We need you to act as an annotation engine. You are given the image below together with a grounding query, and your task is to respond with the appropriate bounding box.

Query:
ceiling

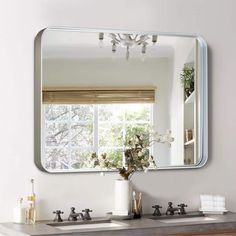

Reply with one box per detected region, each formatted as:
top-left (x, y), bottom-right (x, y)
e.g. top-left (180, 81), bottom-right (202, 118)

top-left (42, 29), bottom-right (180, 59)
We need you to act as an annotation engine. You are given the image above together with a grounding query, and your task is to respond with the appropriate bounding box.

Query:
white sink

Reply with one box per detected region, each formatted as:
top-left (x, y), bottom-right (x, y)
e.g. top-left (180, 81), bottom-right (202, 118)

top-left (159, 217), bottom-right (216, 224)
top-left (51, 221), bottom-right (127, 231)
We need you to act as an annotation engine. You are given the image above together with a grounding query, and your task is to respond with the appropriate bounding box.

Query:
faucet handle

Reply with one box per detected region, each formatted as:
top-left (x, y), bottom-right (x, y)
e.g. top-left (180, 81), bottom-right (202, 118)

top-left (152, 205), bottom-right (162, 216)
top-left (53, 210), bottom-right (64, 222)
top-left (68, 207), bottom-right (79, 221)
top-left (178, 203), bottom-right (188, 215)
top-left (70, 207), bottom-right (76, 213)
top-left (82, 208), bottom-right (93, 213)
top-left (82, 208), bottom-right (92, 220)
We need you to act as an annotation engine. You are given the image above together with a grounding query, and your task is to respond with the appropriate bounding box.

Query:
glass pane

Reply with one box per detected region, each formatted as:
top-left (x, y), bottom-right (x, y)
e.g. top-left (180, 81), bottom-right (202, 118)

top-left (98, 148), bottom-right (123, 167)
top-left (71, 148), bottom-right (94, 169)
top-left (125, 104), bottom-right (151, 122)
top-left (45, 148), bottom-right (69, 169)
top-left (45, 123), bottom-right (69, 146)
top-left (45, 105), bottom-right (70, 121)
top-left (99, 123), bottom-right (123, 147)
top-left (125, 124), bottom-right (151, 146)
top-left (71, 105), bottom-right (94, 121)
top-left (98, 104), bottom-right (124, 122)
top-left (71, 123), bottom-right (93, 147)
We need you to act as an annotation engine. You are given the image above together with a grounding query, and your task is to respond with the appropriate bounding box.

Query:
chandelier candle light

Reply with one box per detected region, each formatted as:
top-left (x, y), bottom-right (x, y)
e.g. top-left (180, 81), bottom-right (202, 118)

top-left (98, 32), bottom-right (158, 60)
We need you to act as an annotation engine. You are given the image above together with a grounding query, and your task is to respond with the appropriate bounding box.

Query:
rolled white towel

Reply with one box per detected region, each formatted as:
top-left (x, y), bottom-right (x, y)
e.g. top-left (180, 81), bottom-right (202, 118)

top-left (213, 201), bottom-right (225, 207)
top-left (214, 207), bottom-right (226, 211)
top-left (200, 206), bottom-right (214, 211)
top-left (200, 195), bottom-right (213, 201)
top-left (201, 200), bottom-right (214, 207)
top-left (213, 195), bottom-right (225, 202)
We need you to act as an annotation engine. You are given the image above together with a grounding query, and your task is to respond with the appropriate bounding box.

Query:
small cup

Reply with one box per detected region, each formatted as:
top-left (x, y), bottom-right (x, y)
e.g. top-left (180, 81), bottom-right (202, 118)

top-left (185, 129), bottom-right (193, 142)
top-left (132, 199), bottom-right (142, 219)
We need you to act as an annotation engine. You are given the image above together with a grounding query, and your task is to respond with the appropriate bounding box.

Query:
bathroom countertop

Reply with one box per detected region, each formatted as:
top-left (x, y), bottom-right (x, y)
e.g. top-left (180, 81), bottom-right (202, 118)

top-left (2, 213), bottom-right (236, 236)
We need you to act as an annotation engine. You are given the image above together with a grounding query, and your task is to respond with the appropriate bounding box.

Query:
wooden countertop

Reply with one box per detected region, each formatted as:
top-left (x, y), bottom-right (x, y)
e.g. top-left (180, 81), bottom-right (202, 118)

top-left (1, 213), bottom-right (236, 236)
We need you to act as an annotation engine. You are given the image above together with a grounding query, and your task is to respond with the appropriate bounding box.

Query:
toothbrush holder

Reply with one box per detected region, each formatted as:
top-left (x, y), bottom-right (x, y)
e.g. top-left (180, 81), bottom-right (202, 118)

top-left (132, 199), bottom-right (142, 219)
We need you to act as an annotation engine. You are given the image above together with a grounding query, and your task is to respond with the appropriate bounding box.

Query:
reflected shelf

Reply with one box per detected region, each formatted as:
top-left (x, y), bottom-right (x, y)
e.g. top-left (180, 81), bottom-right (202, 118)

top-left (185, 91), bottom-right (195, 104)
top-left (184, 139), bottom-right (195, 146)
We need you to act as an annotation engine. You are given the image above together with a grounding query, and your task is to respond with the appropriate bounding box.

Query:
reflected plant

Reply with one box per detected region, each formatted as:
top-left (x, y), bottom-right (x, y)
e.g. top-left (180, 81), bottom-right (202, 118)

top-left (92, 131), bottom-right (174, 180)
top-left (180, 64), bottom-right (194, 98)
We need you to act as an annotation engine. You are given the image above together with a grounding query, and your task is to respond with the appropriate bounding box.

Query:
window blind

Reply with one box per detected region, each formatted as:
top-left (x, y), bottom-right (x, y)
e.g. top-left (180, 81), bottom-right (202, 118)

top-left (42, 87), bottom-right (155, 104)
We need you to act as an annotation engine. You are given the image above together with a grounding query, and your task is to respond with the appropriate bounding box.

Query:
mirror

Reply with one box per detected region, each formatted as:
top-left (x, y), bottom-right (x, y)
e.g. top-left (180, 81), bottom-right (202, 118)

top-left (35, 28), bottom-right (207, 173)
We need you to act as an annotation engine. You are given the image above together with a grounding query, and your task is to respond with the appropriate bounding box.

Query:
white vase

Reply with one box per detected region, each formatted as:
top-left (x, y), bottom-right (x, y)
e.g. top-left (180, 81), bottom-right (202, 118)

top-left (113, 179), bottom-right (131, 216)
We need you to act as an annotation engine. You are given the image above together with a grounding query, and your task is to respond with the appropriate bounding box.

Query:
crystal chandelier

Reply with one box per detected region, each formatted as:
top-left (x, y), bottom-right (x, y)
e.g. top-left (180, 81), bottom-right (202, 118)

top-left (99, 33), bottom-right (158, 60)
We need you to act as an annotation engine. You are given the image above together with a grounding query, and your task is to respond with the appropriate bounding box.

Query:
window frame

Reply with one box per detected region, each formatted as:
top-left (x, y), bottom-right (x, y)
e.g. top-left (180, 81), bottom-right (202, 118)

top-left (42, 103), bottom-right (154, 172)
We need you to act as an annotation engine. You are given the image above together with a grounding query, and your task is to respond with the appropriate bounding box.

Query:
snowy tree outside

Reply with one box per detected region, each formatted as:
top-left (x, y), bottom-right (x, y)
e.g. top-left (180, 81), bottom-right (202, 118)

top-left (43, 103), bottom-right (153, 170)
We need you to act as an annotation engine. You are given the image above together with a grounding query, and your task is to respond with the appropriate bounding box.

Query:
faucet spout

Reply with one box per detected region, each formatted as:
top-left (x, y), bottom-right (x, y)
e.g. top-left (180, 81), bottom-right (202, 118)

top-left (78, 213), bottom-right (84, 220)
top-left (68, 207), bottom-right (84, 221)
top-left (166, 202), bottom-right (179, 215)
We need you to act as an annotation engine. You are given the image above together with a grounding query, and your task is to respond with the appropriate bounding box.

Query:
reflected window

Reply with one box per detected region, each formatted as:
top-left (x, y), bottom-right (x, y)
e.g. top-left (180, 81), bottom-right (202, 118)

top-left (42, 104), bottom-right (153, 170)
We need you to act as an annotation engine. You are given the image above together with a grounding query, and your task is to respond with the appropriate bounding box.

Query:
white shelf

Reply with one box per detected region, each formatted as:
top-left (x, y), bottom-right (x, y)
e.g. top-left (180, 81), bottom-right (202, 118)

top-left (185, 91), bottom-right (195, 104)
top-left (184, 139), bottom-right (195, 146)
top-left (185, 60), bottom-right (194, 66)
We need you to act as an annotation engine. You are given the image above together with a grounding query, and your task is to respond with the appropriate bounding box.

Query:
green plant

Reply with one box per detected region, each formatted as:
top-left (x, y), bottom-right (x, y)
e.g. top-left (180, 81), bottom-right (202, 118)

top-left (91, 134), bottom-right (156, 180)
top-left (91, 130), bottom-right (174, 180)
top-left (180, 64), bottom-right (195, 97)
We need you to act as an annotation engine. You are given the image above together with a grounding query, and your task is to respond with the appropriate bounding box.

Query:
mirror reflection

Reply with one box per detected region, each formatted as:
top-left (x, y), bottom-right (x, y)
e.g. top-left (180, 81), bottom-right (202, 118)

top-left (38, 28), bottom-right (206, 172)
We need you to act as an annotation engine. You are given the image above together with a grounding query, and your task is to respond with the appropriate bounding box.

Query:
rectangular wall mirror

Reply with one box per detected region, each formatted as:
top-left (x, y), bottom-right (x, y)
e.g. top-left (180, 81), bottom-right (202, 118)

top-left (35, 27), bottom-right (207, 173)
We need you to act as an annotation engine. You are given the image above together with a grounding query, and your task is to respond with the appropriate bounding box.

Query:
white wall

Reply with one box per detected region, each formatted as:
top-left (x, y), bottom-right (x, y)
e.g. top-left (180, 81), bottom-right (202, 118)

top-left (0, 0), bottom-right (236, 222)
top-left (43, 57), bottom-right (172, 166)
top-left (43, 58), bottom-right (170, 88)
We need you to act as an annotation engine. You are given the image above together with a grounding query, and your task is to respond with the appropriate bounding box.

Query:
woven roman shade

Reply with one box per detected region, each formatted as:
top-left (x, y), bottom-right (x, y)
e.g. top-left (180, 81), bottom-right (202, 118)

top-left (42, 87), bottom-right (155, 104)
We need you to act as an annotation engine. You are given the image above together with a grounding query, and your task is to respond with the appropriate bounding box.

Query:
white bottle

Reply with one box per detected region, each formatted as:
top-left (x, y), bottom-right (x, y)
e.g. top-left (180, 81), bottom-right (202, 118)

top-left (13, 198), bottom-right (26, 224)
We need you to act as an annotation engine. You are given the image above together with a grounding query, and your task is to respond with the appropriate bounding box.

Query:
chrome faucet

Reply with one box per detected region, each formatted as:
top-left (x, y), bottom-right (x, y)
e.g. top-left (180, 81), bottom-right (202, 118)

top-left (68, 207), bottom-right (84, 221)
top-left (166, 202), bottom-right (188, 215)
top-left (53, 210), bottom-right (64, 222)
top-left (152, 205), bottom-right (162, 216)
top-left (166, 202), bottom-right (179, 215)
top-left (178, 203), bottom-right (188, 215)
top-left (82, 208), bottom-right (92, 220)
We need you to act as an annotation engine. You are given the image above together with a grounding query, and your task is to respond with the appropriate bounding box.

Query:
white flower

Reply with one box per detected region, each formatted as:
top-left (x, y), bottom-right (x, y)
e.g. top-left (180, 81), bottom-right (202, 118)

top-left (138, 151), bottom-right (142, 157)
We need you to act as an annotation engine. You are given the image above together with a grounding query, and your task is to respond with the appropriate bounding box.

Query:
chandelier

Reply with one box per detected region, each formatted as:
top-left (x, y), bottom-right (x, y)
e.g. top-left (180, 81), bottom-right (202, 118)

top-left (99, 33), bottom-right (158, 60)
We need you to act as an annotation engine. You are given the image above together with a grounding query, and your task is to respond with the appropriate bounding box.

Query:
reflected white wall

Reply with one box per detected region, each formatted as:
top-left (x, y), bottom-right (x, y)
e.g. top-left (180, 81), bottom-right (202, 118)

top-left (43, 57), bottom-right (172, 166)
top-left (170, 38), bottom-right (195, 165)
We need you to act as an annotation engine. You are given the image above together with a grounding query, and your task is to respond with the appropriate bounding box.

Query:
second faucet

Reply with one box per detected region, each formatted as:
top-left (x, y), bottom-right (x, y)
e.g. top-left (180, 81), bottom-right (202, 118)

top-left (68, 207), bottom-right (92, 221)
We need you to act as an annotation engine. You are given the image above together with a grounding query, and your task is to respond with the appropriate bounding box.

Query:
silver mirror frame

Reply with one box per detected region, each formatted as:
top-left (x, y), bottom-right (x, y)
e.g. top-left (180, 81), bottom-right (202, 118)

top-left (34, 27), bottom-right (208, 173)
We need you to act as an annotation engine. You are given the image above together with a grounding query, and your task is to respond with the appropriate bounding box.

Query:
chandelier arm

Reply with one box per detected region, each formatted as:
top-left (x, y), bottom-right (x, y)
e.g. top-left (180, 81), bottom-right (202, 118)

top-left (136, 35), bottom-right (149, 45)
top-left (118, 33), bottom-right (123, 41)
top-left (136, 40), bottom-right (145, 45)
top-left (126, 46), bottom-right (130, 60)
top-left (136, 36), bottom-right (146, 45)
top-left (109, 33), bottom-right (120, 43)
top-left (141, 35), bottom-right (149, 40)
top-left (109, 33), bottom-right (115, 38)
top-left (112, 38), bottom-right (120, 44)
